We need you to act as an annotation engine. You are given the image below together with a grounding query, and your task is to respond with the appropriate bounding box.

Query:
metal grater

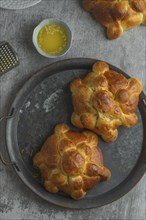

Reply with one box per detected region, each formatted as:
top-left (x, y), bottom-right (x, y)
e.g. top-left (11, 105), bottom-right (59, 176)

top-left (0, 41), bottom-right (19, 75)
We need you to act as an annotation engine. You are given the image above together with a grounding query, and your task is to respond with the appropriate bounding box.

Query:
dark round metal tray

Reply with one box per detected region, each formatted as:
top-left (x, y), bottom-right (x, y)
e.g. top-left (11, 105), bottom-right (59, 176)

top-left (6, 58), bottom-right (146, 209)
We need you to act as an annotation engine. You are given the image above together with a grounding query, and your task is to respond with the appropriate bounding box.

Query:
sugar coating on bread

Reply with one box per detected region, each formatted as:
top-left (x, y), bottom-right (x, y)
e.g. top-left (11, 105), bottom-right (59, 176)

top-left (70, 61), bottom-right (142, 142)
top-left (82, 0), bottom-right (146, 39)
top-left (33, 124), bottom-right (111, 200)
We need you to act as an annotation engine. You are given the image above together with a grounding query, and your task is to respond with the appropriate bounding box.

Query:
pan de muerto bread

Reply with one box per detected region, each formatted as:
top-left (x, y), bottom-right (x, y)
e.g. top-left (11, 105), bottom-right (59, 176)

top-left (70, 61), bottom-right (142, 142)
top-left (33, 124), bottom-right (111, 200)
top-left (82, 0), bottom-right (146, 39)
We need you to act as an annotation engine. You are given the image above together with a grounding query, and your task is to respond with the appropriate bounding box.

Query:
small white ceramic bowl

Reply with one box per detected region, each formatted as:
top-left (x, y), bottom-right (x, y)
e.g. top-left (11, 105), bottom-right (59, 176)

top-left (32, 18), bottom-right (72, 58)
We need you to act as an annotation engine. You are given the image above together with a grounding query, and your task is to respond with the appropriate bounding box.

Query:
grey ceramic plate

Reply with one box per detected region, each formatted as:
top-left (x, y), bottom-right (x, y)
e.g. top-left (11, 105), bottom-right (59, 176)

top-left (0, 0), bottom-right (41, 10)
top-left (6, 58), bottom-right (146, 209)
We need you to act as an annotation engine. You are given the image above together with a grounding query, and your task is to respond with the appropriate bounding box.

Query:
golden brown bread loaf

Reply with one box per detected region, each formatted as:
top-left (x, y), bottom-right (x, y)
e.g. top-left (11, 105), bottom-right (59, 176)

top-left (82, 0), bottom-right (146, 39)
top-left (70, 61), bottom-right (142, 142)
top-left (33, 124), bottom-right (111, 200)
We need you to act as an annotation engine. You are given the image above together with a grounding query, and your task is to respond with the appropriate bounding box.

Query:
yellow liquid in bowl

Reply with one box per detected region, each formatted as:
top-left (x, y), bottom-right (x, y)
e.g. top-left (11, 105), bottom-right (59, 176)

top-left (37, 23), bottom-right (68, 55)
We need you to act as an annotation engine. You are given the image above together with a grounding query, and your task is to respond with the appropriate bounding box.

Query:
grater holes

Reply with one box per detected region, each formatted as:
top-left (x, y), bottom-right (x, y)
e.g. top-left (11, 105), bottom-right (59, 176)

top-left (0, 42), bottom-right (19, 74)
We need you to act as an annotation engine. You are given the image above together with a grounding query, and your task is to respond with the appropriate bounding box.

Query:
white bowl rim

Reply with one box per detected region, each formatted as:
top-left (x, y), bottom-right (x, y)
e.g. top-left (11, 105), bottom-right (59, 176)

top-left (32, 18), bottom-right (72, 58)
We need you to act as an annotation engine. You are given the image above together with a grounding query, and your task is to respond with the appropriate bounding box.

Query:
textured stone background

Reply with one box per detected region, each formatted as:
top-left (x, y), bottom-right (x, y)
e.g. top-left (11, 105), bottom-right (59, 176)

top-left (0, 0), bottom-right (146, 219)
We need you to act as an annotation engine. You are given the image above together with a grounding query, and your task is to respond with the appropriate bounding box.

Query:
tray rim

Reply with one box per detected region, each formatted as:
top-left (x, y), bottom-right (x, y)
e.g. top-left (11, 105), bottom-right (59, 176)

top-left (5, 58), bottom-right (146, 209)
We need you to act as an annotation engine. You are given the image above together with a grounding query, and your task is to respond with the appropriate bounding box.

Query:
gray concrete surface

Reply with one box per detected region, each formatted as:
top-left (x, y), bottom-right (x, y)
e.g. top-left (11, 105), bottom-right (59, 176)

top-left (0, 0), bottom-right (146, 219)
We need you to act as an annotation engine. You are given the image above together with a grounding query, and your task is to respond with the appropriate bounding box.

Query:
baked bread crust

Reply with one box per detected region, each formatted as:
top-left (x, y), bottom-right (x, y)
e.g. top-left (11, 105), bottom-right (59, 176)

top-left (82, 0), bottom-right (146, 39)
top-left (33, 124), bottom-right (111, 200)
top-left (70, 61), bottom-right (142, 142)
